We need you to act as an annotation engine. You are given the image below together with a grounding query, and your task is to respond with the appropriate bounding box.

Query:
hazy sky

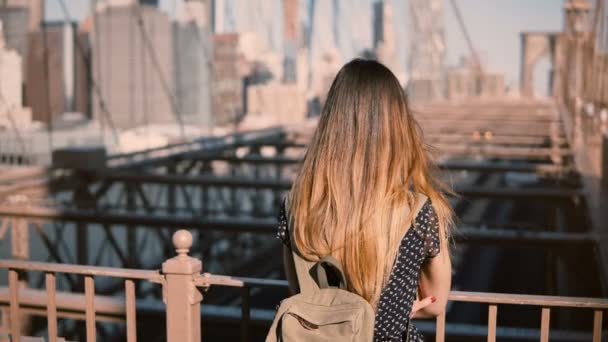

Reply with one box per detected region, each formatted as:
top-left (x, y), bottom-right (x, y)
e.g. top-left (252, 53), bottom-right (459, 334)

top-left (442, 0), bottom-right (564, 93)
top-left (45, 0), bottom-right (564, 93)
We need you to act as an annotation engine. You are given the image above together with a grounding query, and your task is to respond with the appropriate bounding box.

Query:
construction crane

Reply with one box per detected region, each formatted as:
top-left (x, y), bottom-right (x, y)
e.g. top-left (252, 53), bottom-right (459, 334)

top-left (448, 0), bottom-right (484, 76)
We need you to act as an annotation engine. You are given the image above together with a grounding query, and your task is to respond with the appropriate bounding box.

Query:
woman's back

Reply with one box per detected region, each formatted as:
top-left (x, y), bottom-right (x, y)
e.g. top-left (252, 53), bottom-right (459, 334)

top-left (277, 199), bottom-right (441, 341)
top-left (280, 59), bottom-right (453, 341)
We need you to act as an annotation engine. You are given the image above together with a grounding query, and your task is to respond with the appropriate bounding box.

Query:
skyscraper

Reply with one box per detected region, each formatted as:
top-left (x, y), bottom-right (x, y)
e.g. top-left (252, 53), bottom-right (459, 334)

top-left (373, 1), bottom-right (402, 84)
top-left (0, 6), bottom-right (30, 75)
top-left (92, 3), bottom-right (175, 129)
top-left (0, 0), bottom-right (42, 31)
top-left (408, 0), bottom-right (446, 101)
top-left (0, 19), bottom-right (23, 114)
top-left (26, 22), bottom-right (90, 123)
top-left (212, 33), bottom-right (243, 126)
top-left (0, 19), bottom-right (32, 131)
top-left (283, 0), bottom-right (298, 82)
top-left (173, 0), bottom-right (213, 127)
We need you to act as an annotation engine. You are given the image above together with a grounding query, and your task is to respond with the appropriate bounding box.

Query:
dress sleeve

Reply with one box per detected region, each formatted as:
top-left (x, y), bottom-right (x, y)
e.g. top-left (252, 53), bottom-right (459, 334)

top-left (275, 199), bottom-right (291, 248)
top-left (415, 201), bottom-right (441, 258)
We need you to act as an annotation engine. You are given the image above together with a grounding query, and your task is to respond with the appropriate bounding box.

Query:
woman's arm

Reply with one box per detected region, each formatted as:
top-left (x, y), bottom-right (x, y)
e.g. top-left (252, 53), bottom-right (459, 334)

top-left (283, 245), bottom-right (300, 295)
top-left (412, 232), bottom-right (452, 318)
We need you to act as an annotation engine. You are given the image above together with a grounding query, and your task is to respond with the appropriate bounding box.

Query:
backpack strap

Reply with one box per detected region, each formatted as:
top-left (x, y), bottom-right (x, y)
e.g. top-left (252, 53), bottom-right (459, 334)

top-left (285, 197), bottom-right (319, 295)
top-left (285, 193), bottom-right (428, 295)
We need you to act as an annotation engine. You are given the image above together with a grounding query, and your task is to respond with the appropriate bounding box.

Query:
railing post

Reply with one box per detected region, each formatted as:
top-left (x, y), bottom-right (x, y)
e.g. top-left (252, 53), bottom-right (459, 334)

top-left (598, 133), bottom-right (608, 293)
top-left (435, 312), bottom-right (445, 342)
top-left (162, 230), bottom-right (203, 342)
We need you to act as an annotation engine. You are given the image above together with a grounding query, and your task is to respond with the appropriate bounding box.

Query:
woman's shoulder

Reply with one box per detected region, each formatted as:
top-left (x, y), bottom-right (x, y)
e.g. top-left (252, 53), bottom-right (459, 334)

top-left (413, 199), bottom-right (441, 258)
top-left (415, 200), bottom-right (438, 229)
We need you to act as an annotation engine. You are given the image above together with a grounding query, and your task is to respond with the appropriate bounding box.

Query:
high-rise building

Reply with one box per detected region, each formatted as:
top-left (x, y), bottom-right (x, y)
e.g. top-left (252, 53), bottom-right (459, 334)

top-left (217, 0), bottom-right (281, 53)
top-left (0, 0), bottom-right (41, 84)
top-left (211, 0), bottom-right (224, 33)
top-left (0, 0), bottom-right (42, 31)
top-left (0, 6), bottom-right (29, 70)
top-left (408, 0), bottom-right (446, 101)
top-left (245, 82), bottom-right (306, 127)
top-left (173, 0), bottom-right (213, 127)
top-left (92, 3), bottom-right (175, 129)
top-left (283, 0), bottom-right (298, 82)
top-left (0, 19), bottom-right (22, 113)
top-left (307, 0), bottom-right (342, 108)
top-left (212, 33), bottom-right (243, 126)
top-left (0, 19), bottom-right (32, 130)
top-left (373, 1), bottom-right (402, 84)
top-left (26, 22), bottom-right (90, 124)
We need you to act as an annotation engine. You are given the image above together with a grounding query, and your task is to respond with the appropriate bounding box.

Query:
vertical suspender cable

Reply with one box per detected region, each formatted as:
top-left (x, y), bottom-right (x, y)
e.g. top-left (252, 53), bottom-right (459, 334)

top-left (41, 0), bottom-right (53, 151)
top-left (449, 0), bottom-right (484, 75)
top-left (133, 5), bottom-right (185, 140)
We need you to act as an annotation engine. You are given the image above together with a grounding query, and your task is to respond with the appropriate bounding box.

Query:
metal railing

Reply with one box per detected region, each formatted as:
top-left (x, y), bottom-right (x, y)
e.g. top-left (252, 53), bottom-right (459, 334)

top-left (1, 260), bottom-right (159, 342)
top-left (443, 291), bottom-right (607, 342)
top-left (1, 230), bottom-right (607, 342)
top-left (0, 230), bottom-right (244, 342)
top-left (203, 275), bottom-right (608, 342)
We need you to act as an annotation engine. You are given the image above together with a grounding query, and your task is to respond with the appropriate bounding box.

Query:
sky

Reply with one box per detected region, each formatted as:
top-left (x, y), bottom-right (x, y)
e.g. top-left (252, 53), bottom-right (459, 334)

top-left (44, 0), bottom-right (565, 94)
top-left (441, 0), bottom-right (564, 94)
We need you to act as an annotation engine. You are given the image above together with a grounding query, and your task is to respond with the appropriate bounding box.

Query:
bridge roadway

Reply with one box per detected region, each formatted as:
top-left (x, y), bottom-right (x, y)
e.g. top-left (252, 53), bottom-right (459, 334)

top-left (0, 99), bottom-right (605, 340)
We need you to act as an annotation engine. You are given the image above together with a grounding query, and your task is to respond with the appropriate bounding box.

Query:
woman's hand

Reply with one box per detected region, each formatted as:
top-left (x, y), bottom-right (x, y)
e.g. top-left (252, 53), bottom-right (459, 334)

top-left (410, 296), bottom-right (436, 318)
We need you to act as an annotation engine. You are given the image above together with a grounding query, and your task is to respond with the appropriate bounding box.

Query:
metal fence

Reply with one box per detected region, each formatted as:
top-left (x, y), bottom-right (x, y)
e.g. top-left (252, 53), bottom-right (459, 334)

top-left (1, 230), bottom-right (607, 342)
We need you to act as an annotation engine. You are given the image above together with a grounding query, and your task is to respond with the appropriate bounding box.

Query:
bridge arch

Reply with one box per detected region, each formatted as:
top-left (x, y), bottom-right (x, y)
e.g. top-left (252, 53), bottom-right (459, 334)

top-left (520, 32), bottom-right (560, 97)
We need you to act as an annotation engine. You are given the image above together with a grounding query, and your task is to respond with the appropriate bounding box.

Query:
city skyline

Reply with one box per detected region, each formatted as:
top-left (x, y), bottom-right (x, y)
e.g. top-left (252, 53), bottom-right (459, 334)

top-left (43, 0), bottom-right (565, 94)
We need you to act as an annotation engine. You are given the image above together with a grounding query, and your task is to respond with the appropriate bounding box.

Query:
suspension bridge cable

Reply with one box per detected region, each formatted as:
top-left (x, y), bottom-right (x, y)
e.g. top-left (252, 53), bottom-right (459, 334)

top-left (132, 5), bottom-right (186, 140)
top-left (128, 4), bottom-right (135, 129)
top-left (448, 0), bottom-right (483, 75)
top-left (91, 0), bottom-right (105, 144)
top-left (56, 0), bottom-right (119, 143)
top-left (41, 3), bottom-right (53, 151)
top-left (135, 4), bottom-right (150, 143)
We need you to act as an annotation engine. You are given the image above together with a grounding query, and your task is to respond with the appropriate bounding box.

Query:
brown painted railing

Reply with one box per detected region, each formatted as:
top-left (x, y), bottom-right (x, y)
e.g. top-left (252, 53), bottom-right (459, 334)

top-left (443, 291), bottom-right (607, 342)
top-left (1, 260), bottom-right (160, 342)
top-left (0, 230), bottom-right (244, 342)
top-left (1, 230), bottom-right (607, 341)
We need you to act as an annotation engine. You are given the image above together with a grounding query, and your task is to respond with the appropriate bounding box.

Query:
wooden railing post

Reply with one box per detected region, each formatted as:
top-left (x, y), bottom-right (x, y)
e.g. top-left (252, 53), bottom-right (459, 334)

top-left (162, 230), bottom-right (203, 342)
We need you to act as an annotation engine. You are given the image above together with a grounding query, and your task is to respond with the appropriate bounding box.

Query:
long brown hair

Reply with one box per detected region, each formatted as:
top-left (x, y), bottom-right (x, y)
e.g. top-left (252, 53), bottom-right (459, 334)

top-left (287, 59), bottom-right (453, 308)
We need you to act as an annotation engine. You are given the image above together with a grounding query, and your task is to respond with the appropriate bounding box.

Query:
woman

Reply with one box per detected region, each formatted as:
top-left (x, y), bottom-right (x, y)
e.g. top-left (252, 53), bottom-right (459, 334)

top-left (276, 59), bottom-right (453, 341)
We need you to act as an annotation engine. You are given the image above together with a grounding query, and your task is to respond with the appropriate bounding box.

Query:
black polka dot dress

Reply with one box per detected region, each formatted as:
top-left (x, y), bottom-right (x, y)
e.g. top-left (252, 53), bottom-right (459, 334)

top-left (275, 200), bottom-right (441, 342)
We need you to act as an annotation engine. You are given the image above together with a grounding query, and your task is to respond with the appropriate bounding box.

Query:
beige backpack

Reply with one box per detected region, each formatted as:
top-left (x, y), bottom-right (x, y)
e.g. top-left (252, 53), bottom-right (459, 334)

top-left (266, 194), bottom-right (428, 342)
